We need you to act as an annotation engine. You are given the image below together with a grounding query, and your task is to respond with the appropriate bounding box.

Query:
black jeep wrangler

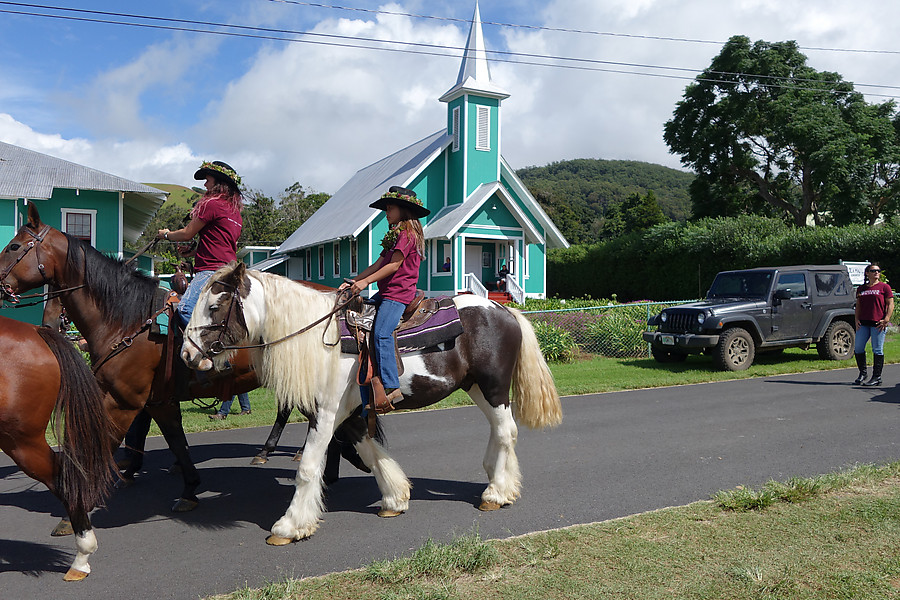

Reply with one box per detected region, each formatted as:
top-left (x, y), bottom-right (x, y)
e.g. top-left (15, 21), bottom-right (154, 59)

top-left (642, 265), bottom-right (856, 371)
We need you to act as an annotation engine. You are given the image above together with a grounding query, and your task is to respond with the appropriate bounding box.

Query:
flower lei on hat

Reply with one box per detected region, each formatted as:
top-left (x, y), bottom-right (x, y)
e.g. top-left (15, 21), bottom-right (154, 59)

top-left (380, 225), bottom-right (401, 251)
top-left (200, 161), bottom-right (242, 187)
top-left (379, 189), bottom-right (424, 208)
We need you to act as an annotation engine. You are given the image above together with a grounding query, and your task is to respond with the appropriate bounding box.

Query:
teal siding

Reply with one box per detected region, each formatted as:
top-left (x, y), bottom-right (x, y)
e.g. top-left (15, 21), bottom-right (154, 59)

top-left (465, 96), bottom-right (500, 196)
top-left (446, 97), bottom-right (466, 205)
top-left (470, 197), bottom-right (518, 228)
top-left (525, 243), bottom-right (545, 295)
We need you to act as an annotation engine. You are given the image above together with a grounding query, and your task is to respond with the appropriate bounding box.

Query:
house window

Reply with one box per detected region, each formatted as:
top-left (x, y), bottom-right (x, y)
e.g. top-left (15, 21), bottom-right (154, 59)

top-left (317, 246), bottom-right (325, 280)
top-left (332, 242), bottom-right (340, 277)
top-left (476, 106), bottom-right (490, 151)
top-left (350, 238), bottom-right (358, 275)
top-left (305, 248), bottom-right (311, 280)
top-left (451, 106), bottom-right (460, 152)
top-left (61, 208), bottom-right (96, 246)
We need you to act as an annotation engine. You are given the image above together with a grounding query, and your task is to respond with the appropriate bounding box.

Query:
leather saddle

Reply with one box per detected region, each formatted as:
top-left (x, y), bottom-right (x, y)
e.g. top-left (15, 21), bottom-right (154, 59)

top-left (342, 290), bottom-right (442, 416)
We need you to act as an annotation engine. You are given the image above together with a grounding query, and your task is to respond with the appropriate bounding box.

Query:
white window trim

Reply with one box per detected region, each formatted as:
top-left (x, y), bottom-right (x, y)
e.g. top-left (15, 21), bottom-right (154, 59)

top-left (476, 105), bottom-right (490, 151)
top-left (61, 208), bottom-right (97, 247)
top-left (332, 242), bottom-right (341, 278)
top-left (317, 246), bottom-right (325, 280)
top-left (451, 106), bottom-right (460, 152)
top-left (305, 248), bottom-right (312, 280)
top-left (350, 238), bottom-right (358, 276)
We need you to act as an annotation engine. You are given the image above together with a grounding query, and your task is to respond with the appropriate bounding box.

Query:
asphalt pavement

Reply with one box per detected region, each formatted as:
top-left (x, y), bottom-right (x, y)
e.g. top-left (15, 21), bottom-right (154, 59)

top-left (1, 365), bottom-right (899, 599)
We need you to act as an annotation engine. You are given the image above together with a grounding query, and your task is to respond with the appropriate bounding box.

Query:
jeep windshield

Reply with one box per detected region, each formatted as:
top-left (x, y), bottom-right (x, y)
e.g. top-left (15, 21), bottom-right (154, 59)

top-left (707, 271), bottom-right (774, 299)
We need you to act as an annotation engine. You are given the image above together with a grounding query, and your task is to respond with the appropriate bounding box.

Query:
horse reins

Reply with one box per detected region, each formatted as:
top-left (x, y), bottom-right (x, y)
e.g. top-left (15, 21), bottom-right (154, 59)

top-left (187, 283), bottom-right (357, 359)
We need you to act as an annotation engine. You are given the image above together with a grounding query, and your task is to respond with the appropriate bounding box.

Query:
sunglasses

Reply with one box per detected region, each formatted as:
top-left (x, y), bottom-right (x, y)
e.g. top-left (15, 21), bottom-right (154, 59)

top-left (867, 269), bottom-right (881, 273)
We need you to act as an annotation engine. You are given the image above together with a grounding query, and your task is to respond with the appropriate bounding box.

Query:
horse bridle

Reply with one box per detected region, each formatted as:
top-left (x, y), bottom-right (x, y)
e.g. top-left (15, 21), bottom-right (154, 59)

top-left (185, 281), bottom-right (357, 362)
top-left (0, 224), bottom-right (85, 304)
top-left (0, 224), bottom-right (51, 302)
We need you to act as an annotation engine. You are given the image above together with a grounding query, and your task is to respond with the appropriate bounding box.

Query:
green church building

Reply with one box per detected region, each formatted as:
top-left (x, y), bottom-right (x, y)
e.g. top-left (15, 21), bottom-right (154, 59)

top-left (275, 2), bottom-right (568, 302)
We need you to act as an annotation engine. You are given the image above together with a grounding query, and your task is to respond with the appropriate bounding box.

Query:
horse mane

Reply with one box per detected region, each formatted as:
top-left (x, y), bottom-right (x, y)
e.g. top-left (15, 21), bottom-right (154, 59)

top-left (65, 234), bottom-right (160, 331)
top-left (232, 268), bottom-right (342, 414)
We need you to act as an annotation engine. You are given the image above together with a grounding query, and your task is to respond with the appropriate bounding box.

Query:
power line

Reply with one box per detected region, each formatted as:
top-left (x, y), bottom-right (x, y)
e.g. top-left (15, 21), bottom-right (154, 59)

top-left (2, 2), bottom-right (900, 99)
top-left (265, 0), bottom-right (900, 56)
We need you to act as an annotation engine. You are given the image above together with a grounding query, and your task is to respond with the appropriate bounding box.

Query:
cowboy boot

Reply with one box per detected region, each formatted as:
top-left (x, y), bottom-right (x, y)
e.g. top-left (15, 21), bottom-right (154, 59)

top-left (863, 354), bottom-right (884, 386)
top-left (853, 353), bottom-right (868, 385)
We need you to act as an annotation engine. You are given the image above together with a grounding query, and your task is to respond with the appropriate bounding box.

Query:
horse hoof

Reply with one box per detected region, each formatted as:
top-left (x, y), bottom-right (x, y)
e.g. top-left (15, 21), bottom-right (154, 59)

top-left (171, 498), bottom-right (199, 513)
top-left (478, 500), bottom-right (503, 512)
top-left (51, 519), bottom-right (74, 537)
top-left (266, 535), bottom-right (294, 546)
top-left (63, 567), bottom-right (89, 581)
top-left (250, 456), bottom-right (268, 465)
top-left (377, 508), bottom-right (404, 518)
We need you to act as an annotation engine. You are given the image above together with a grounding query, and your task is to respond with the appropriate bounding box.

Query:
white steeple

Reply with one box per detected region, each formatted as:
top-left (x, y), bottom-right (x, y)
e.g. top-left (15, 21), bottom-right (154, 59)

top-left (440, 1), bottom-right (510, 103)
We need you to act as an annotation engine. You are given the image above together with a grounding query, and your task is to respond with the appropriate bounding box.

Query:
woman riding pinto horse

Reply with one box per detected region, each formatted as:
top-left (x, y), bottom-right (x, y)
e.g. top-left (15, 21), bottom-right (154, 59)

top-left (181, 261), bottom-right (562, 545)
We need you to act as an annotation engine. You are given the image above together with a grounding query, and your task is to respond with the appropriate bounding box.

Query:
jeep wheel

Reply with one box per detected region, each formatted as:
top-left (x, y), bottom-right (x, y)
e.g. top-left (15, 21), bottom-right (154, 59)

top-left (651, 346), bottom-right (688, 363)
top-left (714, 327), bottom-right (755, 371)
top-left (817, 320), bottom-right (854, 361)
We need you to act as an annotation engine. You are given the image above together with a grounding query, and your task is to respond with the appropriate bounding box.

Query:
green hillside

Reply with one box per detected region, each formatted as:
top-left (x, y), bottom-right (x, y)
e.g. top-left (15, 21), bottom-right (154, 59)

top-left (145, 183), bottom-right (201, 210)
top-left (516, 159), bottom-right (694, 244)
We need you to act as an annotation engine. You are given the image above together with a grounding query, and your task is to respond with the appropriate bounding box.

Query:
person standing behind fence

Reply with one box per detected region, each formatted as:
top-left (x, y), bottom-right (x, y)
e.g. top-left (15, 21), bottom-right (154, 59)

top-left (853, 263), bottom-right (893, 386)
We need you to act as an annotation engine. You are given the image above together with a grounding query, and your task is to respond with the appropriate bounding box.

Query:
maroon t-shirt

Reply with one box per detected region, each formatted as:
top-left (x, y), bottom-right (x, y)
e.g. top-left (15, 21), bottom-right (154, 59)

top-left (856, 281), bottom-right (893, 323)
top-left (192, 195), bottom-right (242, 271)
top-left (376, 229), bottom-right (421, 304)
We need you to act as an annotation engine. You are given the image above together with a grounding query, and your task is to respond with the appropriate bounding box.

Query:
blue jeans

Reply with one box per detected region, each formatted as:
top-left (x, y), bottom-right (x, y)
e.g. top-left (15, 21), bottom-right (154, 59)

top-left (217, 392), bottom-right (250, 415)
top-left (855, 324), bottom-right (886, 356)
top-left (371, 296), bottom-right (406, 390)
top-left (177, 269), bottom-right (215, 326)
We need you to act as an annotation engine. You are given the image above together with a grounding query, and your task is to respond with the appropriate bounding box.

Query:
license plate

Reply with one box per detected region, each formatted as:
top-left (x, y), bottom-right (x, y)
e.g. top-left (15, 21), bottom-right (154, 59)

top-left (660, 335), bottom-right (675, 346)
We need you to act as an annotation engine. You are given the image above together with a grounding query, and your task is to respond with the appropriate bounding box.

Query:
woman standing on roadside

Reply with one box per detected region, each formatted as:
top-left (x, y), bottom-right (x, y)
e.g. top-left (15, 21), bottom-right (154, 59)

top-left (853, 263), bottom-right (893, 386)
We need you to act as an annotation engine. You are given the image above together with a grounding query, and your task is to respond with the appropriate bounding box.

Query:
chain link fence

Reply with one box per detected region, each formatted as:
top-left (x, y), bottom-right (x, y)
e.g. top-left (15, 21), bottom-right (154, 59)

top-left (522, 301), bottom-right (692, 361)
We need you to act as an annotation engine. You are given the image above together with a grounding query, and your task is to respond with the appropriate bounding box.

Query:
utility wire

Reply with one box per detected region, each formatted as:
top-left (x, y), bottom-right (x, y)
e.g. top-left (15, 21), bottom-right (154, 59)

top-left (2, 2), bottom-right (900, 99)
top-left (265, 0), bottom-right (900, 56)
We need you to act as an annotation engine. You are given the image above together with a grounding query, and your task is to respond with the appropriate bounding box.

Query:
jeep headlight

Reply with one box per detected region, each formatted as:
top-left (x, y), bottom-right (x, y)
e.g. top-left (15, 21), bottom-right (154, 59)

top-left (660, 312), bottom-right (668, 323)
top-left (697, 312), bottom-right (705, 324)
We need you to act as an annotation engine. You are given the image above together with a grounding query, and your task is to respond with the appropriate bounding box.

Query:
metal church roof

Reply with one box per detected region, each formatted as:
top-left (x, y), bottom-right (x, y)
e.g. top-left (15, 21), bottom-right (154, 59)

top-left (276, 130), bottom-right (451, 255)
top-left (0, 141), bottom-right (168, 242)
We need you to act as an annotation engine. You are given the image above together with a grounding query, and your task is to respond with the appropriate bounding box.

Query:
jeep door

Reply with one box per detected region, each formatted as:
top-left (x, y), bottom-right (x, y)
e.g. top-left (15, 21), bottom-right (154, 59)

top-left (770, 272), bottom-right (815, 340)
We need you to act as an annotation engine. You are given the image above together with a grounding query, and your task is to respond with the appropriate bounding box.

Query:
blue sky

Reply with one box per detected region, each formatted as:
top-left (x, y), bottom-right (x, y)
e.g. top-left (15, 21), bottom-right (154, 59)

top-left (2, 0), bottom-right (900, 196)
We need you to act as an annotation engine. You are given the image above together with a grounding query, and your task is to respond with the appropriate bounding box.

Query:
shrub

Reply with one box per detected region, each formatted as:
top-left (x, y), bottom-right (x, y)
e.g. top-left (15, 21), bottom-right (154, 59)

top-left (586, 304), bottom-right (649, 358)
top-left (531, 321), bottom-right (577, 363)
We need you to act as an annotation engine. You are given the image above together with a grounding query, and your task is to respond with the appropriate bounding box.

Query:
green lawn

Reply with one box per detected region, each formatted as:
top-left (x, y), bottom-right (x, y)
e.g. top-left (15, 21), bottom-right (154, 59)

top-left (166, 335), bottom-right (900, 437)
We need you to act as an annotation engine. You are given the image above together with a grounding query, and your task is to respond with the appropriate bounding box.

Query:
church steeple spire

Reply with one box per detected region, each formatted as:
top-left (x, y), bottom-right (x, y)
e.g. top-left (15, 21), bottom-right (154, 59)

top-left (440, 1), bottom-right (509, 103)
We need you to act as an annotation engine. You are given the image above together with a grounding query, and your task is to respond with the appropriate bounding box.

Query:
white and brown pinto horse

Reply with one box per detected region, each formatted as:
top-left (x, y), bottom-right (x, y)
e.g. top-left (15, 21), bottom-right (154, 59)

top-left (181, 261), bottom-right (562, 545)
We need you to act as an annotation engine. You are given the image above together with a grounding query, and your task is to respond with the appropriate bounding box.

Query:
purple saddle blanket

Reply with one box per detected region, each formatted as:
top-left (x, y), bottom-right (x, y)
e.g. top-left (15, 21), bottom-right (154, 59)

top-left (339, 296), bottom-right (463, 355)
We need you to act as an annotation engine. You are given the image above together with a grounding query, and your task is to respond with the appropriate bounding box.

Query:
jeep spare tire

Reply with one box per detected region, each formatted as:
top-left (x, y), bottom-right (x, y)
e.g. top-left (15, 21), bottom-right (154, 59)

top-left (715, 327), bottom-right (755, 371)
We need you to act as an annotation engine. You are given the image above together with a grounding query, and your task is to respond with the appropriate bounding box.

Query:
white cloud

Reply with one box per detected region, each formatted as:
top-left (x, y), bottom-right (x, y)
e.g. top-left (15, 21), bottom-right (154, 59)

top-left (4, 0), bottom-right (900, 200)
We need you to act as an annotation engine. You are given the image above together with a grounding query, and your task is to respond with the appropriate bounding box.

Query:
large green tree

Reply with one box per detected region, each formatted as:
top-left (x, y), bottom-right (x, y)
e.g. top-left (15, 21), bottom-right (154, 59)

top-left (664, 36), bottom-right (900, 226)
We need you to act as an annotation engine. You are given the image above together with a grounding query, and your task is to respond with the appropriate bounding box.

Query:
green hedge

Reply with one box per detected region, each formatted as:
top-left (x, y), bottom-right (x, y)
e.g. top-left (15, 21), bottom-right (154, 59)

top-left (548, 215), bottom-right (900, 301)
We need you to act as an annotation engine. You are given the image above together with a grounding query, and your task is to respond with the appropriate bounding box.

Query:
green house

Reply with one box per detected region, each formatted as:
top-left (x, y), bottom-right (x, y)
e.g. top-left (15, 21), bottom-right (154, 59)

top-left (275, 3), bottom-right (568, 301)
top-left (0, 141), bottom-right (167, 324)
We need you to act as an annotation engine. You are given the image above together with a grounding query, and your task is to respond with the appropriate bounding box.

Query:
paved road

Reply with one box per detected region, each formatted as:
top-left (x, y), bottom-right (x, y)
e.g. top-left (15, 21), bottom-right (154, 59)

top-left (2, 366), bottom-right (899, 599)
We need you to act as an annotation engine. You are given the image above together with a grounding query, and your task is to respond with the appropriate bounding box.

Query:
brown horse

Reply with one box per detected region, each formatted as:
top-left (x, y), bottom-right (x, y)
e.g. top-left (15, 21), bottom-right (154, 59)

top-left (0, 203), bottom-right (257, 513)
top-left (0, 315), bottom-right (118, 580)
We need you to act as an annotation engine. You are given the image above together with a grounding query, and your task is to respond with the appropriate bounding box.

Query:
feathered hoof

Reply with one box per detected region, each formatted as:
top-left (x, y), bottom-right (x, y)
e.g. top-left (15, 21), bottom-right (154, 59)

top-left (51, 518), bottom-right (74, 537)
top-left (171, 497), bottom-right (199, 513)
top-left (377, 508), bottom-right (404, 518)
top-left (250, 455), bottom-right (268, 465)
top-left (266, 535), bottom-right (295, 546)
top-left (478, 500), bottom-right (504, 512)
top-left (63, 567), bottom-right (89, 582)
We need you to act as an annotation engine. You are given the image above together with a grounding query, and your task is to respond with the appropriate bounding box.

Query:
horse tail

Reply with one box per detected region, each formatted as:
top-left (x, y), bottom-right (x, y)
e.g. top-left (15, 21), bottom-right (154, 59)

top-left (38, 328), bottom-right (117, 512)
top-left (507, 307), bottom-right (563, 429)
